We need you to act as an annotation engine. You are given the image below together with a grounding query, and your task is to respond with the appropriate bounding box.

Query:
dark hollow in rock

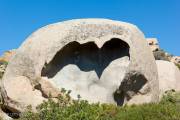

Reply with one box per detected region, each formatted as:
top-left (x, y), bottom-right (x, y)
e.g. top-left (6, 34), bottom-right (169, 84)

top-left (41, 38), bottom-right (130, 79)
top-left (1, 105), bottom-right (20, 119)
top-left (114, 71), bottom-right (148, 106)
top-left (114, 89), bottom-right (125, 106)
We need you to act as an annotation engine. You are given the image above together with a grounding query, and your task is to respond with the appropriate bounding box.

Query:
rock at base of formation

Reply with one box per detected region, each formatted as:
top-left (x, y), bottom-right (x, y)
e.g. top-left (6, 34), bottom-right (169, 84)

top-left (156, 60), bottom-right (180, 97)
top-left (0, 108), bottom-right (13, 120)
top-left (0, 19), bottom-right (159, 113)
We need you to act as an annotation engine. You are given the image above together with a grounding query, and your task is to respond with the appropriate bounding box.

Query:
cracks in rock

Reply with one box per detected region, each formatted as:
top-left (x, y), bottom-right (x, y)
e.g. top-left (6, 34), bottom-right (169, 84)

top-left (0, 84), bottom-right (21, 119)
top-left (0, 95), bottom-right (21, 119)
top-left (34, 84), bottom-right (49, 98)
top-left (1, 105), bottom-right (20, 119)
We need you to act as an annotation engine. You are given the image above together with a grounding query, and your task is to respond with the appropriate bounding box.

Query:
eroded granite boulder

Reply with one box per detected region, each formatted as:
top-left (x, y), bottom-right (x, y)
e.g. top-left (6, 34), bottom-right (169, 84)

top-left (0, 19), bottom-right (159, 112)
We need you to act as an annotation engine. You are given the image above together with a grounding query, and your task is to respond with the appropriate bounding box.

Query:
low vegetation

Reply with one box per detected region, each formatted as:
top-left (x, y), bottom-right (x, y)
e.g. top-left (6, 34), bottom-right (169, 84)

top-left (16, 90), bottom-right (180, 120)
top-left (153, 49), bottom-right (171, 61)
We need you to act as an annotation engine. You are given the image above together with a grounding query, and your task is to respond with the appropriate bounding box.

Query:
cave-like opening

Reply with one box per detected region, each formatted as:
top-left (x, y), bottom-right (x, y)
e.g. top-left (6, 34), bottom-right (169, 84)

top-left (41, 38), bottom-right (132, 105)
top-left (41, 38), bottom-right (130, 78)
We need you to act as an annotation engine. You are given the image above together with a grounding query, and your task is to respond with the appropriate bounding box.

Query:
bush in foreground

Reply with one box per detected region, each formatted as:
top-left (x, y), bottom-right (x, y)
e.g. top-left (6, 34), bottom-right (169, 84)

top-left (17, 90), bottom-right (180, 120)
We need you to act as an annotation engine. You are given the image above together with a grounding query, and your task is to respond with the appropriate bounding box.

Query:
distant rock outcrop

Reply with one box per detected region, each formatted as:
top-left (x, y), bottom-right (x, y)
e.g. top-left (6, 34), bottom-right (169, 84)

top-left (0, 50), bottom-right (16, 79)
top-left (147, 38), bottom-right (160, 52)
top-left (0, 50), bottom-right (16, 62)
top-left (146, 38), bottom-right (180, 70)
top-left (0, 19), bottom-right (159, 112)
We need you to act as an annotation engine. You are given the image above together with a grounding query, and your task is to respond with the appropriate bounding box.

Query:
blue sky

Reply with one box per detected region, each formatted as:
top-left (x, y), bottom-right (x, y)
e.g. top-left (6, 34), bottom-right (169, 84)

top-left (0, 0), bottom-right (179, 55)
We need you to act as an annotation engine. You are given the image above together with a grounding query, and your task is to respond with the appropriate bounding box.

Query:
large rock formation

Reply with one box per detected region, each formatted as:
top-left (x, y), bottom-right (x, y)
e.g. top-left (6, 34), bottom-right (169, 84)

top-left (156, 60), bottom-right (180, 97)
top-left (0, 19), bottom-right (159, 112)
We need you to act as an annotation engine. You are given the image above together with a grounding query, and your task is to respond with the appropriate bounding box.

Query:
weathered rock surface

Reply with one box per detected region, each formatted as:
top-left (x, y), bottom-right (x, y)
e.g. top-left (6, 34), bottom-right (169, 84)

top-left (171, 56), bottom-right (180, 64)
top-left (0, 19), bottom-right (159, 112)
top-left (147, 38), bottom-right (160, 52)
top-left (156, 60), bottom-right (180, 97)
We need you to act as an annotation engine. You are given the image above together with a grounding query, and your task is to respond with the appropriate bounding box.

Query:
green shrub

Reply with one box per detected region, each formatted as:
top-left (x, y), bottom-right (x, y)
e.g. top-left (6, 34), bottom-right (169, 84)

top-left (17, 90), bottom-right (180, 120)
top-left (161, 90), bottom-right (180, 103)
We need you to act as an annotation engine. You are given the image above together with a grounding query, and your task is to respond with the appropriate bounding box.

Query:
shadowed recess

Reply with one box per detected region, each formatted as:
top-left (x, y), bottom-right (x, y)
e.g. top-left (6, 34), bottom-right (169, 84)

top-left (41, 38), bottom-right (130, 78)
top-left (114, 71), bottom-right (148, 106)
